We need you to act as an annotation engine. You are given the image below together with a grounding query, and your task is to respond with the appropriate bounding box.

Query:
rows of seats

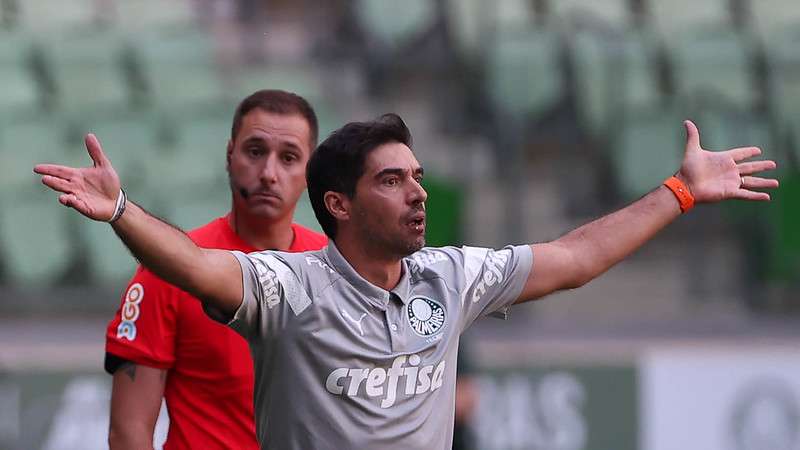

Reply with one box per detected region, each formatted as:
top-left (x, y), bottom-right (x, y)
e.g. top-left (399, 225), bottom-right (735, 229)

top-left (0, 1), bottom-right (338, 287)
top-left (0, 139), bottom-right (461, 288)
top-left (0, 0), bottom-right (197, 32)
top-left (0, 107), bottom-right (235, 287)
top-left (0, 106), bottom-right (462, 288)
top-left (0, 27), bottom-right (334, 122)
top-left (360, 0), bottom-right (799, 172)
top-left (351, 0), bottom-right (800, 162)
top-left (2, 0), bottom-right (795, 291)
top-left (350, 0), bottom-right (800, 288)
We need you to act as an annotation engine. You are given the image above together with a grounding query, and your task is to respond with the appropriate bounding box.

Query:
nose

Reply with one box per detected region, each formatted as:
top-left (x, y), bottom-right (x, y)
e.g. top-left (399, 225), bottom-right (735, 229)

top-left (260, 153), bottom-right (279, 185)
top-left (409, 178), bottom-right (427, 206)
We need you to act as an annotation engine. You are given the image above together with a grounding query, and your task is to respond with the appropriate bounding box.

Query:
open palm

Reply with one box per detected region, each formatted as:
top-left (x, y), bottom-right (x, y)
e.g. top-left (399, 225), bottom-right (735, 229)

top-left (33, 134), bottom-right (121, 221)
top-left (678, 120), bottom-right (778, 203)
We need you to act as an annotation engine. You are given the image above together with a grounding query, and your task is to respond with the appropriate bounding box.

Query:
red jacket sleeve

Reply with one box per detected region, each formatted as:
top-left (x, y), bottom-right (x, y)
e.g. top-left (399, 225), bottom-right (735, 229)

top-left (105, 267), bottom-right (179, 369)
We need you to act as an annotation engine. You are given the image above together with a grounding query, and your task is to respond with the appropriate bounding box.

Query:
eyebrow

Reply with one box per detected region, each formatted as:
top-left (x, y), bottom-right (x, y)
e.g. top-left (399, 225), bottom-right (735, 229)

top-left (374, 167), bottom-right (425, 179)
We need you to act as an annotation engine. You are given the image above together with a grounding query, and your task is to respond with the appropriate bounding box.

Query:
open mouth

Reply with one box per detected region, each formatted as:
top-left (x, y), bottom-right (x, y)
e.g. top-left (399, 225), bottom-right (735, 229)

top-left (408, 216), bottom-right (425, 232)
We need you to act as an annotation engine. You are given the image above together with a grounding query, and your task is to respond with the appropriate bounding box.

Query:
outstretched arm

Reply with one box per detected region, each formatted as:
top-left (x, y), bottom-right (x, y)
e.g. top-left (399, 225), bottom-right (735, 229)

top-left (33, 134), bottom-right (243, 316)
top-left (516, 120), bottom-right (779, 303)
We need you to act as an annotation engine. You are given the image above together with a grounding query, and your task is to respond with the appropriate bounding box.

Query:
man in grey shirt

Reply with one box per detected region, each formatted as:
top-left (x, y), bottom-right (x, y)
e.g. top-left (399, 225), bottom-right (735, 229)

top-left (227, 239), bottom-right (530, 448)
top-left (34, 114), bottom-right (778, 449)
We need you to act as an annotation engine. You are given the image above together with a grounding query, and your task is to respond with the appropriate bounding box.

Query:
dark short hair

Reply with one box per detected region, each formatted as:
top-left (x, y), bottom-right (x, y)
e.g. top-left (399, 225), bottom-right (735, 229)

top-left (230, 89), bottom-right (319, 148)
top-left (307, 113), bottom-right (412, 239)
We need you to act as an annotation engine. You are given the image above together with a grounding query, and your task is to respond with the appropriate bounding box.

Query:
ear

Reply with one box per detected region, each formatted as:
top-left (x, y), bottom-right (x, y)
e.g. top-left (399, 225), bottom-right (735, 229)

top-left (226, 139), bottom-right (233, 167)
top-left (324, 192), bottom-right (350, 221)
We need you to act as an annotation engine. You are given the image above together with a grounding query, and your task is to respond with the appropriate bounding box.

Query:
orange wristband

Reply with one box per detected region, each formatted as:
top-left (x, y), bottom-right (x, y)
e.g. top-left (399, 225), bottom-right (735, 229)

top-left (663, 176), bottom-right (694, 213)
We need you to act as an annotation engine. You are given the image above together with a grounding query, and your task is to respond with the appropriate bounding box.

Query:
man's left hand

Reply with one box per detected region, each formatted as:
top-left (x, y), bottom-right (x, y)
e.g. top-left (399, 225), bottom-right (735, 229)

top-left (677, 120), bottom-right (779, 203)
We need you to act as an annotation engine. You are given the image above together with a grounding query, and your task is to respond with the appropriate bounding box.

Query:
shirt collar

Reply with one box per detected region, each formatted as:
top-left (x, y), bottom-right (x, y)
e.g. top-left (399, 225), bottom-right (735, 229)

top-left (324, 241), bottom-right (412, 308)
top-left (391, 260), bottom-right (412, 305)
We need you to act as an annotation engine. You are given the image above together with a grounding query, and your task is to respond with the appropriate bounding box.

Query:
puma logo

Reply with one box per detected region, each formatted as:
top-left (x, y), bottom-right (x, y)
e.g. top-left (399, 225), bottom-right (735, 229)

top-left (341, 309), bottom-right (367, 336)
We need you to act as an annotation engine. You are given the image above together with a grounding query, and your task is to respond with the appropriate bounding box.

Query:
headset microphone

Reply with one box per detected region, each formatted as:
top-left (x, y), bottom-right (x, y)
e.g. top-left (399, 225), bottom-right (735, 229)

top-left (227, 170), bottom-right (251, 199)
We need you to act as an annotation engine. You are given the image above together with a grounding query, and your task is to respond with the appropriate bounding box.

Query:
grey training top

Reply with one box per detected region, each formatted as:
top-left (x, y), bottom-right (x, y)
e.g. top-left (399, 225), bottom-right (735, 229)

top-left (226, 242), bottom-right (533, 450)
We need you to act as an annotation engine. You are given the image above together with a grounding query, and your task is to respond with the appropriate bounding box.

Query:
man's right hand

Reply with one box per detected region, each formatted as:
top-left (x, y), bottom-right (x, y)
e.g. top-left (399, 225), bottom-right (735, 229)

top-left (33, 133), bottom-right (121, 222)
top-left (34, 132), bottom-right (244, 318)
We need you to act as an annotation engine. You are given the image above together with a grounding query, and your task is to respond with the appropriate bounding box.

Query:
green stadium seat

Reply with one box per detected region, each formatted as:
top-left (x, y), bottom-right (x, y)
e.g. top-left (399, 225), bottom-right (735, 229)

top-left (76, 218), bottom-right (137, 286)
top-left (147, 110), bottom-right (230, 199)
top-left (112, 0), bottom-right (196, 32)
top-left (161, 183), bottom-right (230, 232)
top-left (646, 0), bottom-right (732, 33)
top-left (15, 0), bottom-right (105, 32)
top-left (0, 0), bottom-right (20, 28)
top-left (494, 0), bottom-right (538, 29)
top-left (68, 122), bottom-right (159, 286)
top-left (232, 66), bottom-right (322, 105)
top-left (700, 108), bottom-right (782, 231)
top-left (41, 29), bottom-right (133, 113)
top-left (446, 0), bottom-right (545, 57)
top-left (446, 0), bottom-right (541, 62)
top-left (134, 27), bottom-right (225, 111)
top-left (231, 66), bottom-right (321, 113)
top-left (668, 28), bottom-right (758, 110)
top-left (444, 0), bottom-right (491, 62)
top-left (80, 113), bottom-right (159, 191)
top-left (750, 0), bottom-right (800, 38)
top-left (485, 27), bottom-right (562, 120)
top-left (694, 109), bottom-right (774, 154)
top-left (610, 106), bottom-right (684, 201)
top-left (572, 29), bottom-right (662, 137)
top-left (67, 113), bottom-right (159, 285)
top-left (229, 66), bottom-right (341, 141)
top-left (570, 30), bottom-right (609, 135)
top-left (0, 31), bottom-right (41, 119)
top-left (355, 0), bottom-right (436, 49)
top-left (701, 110), bottom-right (784, 290)
top-left (550, 0), bottom-right (630, 27)
top-left (310, 100), bottom-right (340, 145)
top-left (0, 117), bottom-right (72, 194)
top-left (617, 34), bottom-right (664, 111)
top-left (0, 186), bottom-right (75, 286)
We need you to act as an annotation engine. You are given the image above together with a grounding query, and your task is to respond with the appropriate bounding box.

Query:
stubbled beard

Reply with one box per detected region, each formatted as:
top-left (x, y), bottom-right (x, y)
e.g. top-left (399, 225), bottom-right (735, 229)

top-left (366, 230), bottom-right (424, 258)
top-left (404, 236), bottom-right (425, 255)
top-left (356, 215), bottom-right (425, 258)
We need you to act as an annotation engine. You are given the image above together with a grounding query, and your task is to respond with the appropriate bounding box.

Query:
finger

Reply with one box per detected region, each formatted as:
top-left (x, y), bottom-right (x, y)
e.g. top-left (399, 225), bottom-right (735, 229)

top-left (727, 146), bottom-right (762, 162)
top-left (736, 190), bottom-right (771, 201)
top-left (738, 160), bottom-right (777, 175)
top-left (741, 176), bottom-right (780, 189)
top-left (58, 193), bottom-right (90, 215)
top-left (58, 193), bottom-right (76, 207)
top-left (684, 120), bottom-right (701, 150)
top-left (85, 133), bottom-right (110, 168)
top-left (41, 175), bottom-right (74, 193)
top-left (33, 164), bottom-right (77, 179)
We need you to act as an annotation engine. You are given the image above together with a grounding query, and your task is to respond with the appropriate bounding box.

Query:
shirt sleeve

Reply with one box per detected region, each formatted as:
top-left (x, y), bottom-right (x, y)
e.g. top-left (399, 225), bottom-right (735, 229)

top-left (104, 267), bottom-right (179, 371)
top-left (225, 250), bottom-right (309, 340)
top-left (457, 244), bottom-right (533, 330)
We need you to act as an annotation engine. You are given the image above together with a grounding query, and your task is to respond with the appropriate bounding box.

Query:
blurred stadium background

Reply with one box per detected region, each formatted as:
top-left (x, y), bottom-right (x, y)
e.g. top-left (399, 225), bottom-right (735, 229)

top-left (0, 0), bottom-right (799, 449)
